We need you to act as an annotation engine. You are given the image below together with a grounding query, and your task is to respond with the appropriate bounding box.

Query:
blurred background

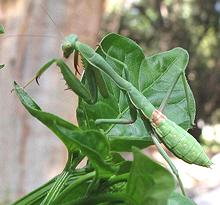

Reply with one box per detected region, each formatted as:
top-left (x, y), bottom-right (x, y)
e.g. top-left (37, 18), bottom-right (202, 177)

top-left (0, 0), bottom-right (220, 204)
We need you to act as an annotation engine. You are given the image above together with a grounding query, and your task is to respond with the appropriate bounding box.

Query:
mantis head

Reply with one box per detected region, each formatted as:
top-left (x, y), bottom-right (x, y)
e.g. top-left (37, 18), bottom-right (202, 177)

top-left (61, 34), bottom-right (78, 58)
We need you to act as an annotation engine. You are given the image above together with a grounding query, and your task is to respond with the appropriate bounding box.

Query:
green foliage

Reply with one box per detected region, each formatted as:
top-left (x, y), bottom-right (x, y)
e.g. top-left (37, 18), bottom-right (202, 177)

top-left (11, 33), bottom-right (197, 204)
top-left (127, 147), bottom-right (175, 205)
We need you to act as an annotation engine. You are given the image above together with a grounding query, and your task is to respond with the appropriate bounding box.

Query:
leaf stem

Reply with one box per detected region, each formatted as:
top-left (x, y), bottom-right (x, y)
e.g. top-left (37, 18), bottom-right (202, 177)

top-left (40, 171), bottom-right (71, 205)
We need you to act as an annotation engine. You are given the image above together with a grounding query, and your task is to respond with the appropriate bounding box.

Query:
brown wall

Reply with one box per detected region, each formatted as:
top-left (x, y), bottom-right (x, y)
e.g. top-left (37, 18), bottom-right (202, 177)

top-left (0, 0), bottom-right (105, 203)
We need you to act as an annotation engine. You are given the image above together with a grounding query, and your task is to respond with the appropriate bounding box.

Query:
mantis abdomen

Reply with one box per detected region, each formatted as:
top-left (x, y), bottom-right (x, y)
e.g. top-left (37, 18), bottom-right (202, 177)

top-left (151, 110), bottom-right (212, 167)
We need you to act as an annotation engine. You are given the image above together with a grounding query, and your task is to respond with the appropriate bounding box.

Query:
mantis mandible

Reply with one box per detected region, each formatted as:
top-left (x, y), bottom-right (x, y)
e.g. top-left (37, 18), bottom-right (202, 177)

top-left (21, 34), bottom-right (212, 196)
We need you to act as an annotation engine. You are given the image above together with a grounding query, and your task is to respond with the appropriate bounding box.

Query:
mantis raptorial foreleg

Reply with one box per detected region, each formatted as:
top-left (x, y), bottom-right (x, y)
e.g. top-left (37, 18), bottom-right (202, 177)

top-left (19, 34), bottom-right (109, 105)
top-left (21, 59), bottom-right (99, 104)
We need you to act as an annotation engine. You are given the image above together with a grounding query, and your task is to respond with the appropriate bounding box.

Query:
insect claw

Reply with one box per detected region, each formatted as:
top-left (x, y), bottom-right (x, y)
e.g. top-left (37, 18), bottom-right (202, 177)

top-left (74, 50), bottom-right (81, 76)
top-left (74, 67), bottom-right (81, 76)
top-left (36, 77), bottom-right (40, 86)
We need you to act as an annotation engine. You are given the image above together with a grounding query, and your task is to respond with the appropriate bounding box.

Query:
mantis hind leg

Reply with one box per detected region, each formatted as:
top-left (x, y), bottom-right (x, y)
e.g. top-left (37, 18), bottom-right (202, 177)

top-left (141, 114), bottom-right (186, 196)
top-left (150, 130), bottom-right (186, 196)
top-left (158, 71), bottom-right (183, 112)
top-left (181, 73), bottom-right (194, 126)
top-left (158, 71), bottom-right (194, 126)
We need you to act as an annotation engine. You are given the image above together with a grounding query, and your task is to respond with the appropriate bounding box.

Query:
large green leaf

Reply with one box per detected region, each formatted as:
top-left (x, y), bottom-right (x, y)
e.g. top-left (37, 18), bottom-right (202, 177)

top-left (77, 33), bottom-right (196, 151)
top-left (127, 147), bottom-right (175, 205)
top-left (14, 82), bottom-right (79, 150)
top-left (14, 83), bottom-right (116, 176)
top-left (55, 127), bottom-right (117, 176)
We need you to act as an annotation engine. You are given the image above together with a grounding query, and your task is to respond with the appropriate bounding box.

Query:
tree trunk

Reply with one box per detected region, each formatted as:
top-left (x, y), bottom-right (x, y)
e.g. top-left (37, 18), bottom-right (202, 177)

top-left (0, 0), bottom-right (105, 203)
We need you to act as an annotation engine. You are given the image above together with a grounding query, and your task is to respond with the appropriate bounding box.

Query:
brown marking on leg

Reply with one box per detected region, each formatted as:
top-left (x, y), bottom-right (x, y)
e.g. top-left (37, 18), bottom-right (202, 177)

top-left (74, 51), bottom-right (81, 75)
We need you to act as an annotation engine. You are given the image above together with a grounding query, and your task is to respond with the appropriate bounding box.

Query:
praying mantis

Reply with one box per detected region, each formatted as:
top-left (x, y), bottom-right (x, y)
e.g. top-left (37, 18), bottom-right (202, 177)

top-left (20, 33), bottom-right (212, 196)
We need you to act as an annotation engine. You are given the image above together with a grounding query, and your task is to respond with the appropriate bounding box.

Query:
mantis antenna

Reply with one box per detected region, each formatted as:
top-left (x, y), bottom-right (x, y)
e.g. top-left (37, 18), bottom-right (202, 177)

top-left (39, 3), bottom-right (64, 39)
top-left (1, 3), bottom-right (64, 41)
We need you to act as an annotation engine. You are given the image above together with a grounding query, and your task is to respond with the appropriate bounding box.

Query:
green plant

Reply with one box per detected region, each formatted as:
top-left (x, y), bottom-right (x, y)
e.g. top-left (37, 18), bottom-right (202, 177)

top-left (11, 33), bottom-right (201, 205)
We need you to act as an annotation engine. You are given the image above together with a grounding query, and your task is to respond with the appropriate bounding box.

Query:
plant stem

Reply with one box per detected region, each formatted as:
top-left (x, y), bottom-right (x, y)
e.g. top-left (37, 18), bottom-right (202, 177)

top-left (64, 151), bottom-right (85, 171)
top-left (61, 171), bottom-right (96, 196)
top-left (40, 171), bottom-right (71, 205)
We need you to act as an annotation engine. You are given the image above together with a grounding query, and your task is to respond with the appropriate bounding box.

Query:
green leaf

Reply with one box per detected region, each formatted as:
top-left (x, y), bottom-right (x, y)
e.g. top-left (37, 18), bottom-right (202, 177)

top-left (77, 33), bottom-right (195, 151)
top-left (167, 192), bottom-right (197, 205)
top-left (55, 127), bottom-right (117, 176)
top-left (0, 64), bottom-right (4, 69)
top-left (0, 24), bottom-right (4, 34)
top-left (14, 82), bottom-right (79, 150)
top-left (127, 147), bottom-right (175, 205)
top-left (14, 83), bottom-right (116, 176)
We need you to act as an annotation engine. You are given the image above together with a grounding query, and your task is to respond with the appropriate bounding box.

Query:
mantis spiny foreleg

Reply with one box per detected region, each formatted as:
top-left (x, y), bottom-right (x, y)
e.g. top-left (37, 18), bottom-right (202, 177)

top-left (21, 59), bottom-right (97, 104)
top-left (20, 35), bottom-right (109, 104)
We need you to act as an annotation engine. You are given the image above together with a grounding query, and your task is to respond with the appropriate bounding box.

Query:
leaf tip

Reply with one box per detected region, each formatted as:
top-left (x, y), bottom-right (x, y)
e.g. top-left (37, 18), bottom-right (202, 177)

top-left (0, 24), bottom-right (4, 34)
